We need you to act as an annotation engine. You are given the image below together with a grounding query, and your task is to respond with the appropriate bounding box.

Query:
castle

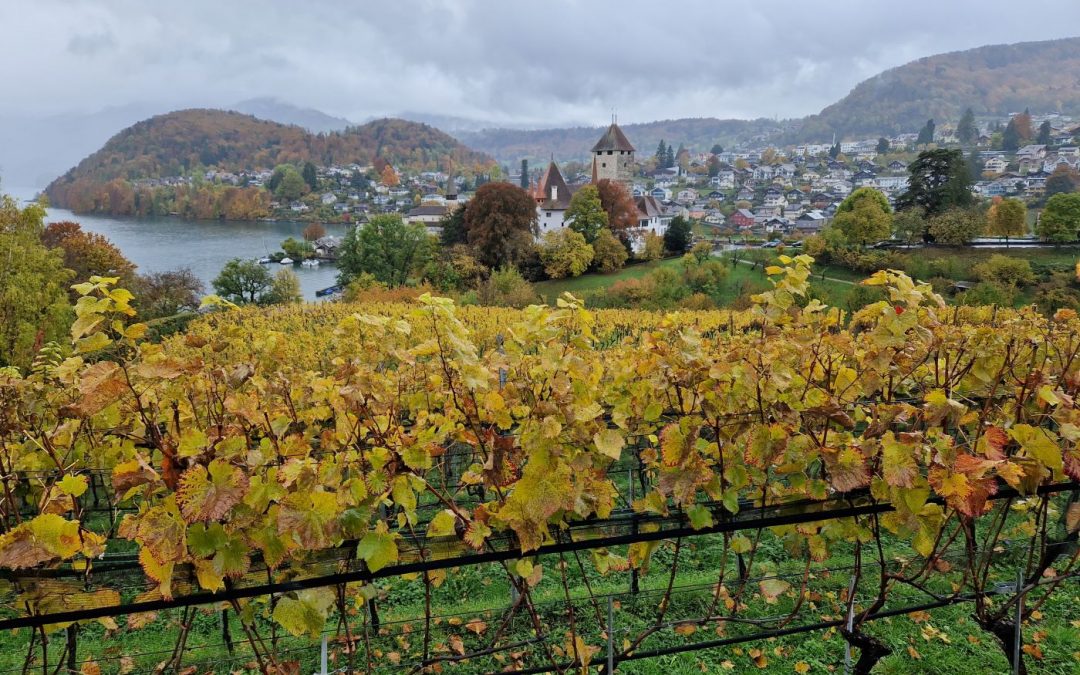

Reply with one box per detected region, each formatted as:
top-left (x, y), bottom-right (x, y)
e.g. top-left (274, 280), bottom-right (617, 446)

top-left (590, 120), bottom-right (636, 184)
top-left (530, 120), bottom-right (670, 249)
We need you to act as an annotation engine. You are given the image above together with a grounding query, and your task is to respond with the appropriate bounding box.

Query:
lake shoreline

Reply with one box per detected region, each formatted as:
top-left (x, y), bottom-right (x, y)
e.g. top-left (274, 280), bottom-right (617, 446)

top-left (8, 186), bottom-right (346, 301)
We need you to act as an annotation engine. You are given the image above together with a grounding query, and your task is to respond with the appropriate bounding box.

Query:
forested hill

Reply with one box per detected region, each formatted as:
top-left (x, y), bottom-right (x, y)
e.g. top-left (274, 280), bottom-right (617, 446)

top-left (456, 37), bottom-right (1080, 158)
top-left (793, 37), bottom-right (1080, 142)
top-left (456, 118), bottom-right (787, 164)
top-left (47, 109), bottom-right (492, 189)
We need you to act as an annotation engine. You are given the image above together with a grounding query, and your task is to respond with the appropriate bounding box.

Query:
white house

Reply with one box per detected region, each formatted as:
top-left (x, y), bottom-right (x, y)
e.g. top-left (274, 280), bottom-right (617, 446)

top-left (532, 161), bottom-right (573, 236)
top-left (405, 204), bottom-right (448, 227)
top-left (630, 196), bottom-right (671, 252)
top-left (984, 157), bottom-right (1008, 175)
top-left (676, 188), bottom-right (698, 204)
top-left (874, 176), bottom-right (908, 193)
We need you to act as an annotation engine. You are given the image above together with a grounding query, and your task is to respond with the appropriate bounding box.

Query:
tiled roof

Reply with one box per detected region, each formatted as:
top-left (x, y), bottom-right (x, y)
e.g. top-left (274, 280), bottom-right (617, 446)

top-left (591, 123), bottom-right (636, 153)
top-left (534, 161), bottom-right (572, 209)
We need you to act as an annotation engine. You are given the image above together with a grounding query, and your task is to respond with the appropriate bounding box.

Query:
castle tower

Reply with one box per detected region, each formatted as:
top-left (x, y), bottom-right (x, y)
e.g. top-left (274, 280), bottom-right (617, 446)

top-left (591, 118), bottom-right (635, 185)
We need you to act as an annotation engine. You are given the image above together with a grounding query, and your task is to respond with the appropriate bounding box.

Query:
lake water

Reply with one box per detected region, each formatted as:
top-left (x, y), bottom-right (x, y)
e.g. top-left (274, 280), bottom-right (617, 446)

top-left (6, 186), bottom-right (347, 300)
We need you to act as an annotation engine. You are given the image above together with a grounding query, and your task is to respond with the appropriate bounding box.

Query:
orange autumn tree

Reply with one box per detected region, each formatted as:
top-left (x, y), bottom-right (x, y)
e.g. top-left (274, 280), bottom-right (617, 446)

top-left (380, 164), bottom-right (400, 187)
top-left (41, 221), bottom-right (136, 290)
top-left (595, 179), bottom-right (639, 233)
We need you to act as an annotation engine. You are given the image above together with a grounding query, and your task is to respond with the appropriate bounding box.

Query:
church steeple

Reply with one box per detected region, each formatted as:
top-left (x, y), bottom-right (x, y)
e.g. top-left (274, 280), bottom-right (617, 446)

top-left (444, 159), bottom-right (457, 201)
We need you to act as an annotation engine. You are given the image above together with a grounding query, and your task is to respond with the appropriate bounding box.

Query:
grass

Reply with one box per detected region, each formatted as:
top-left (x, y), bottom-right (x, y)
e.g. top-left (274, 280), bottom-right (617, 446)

top-left (535, 254), bottom-right (863, 310)
top-left (535, 257), bottom-right (683, 299)
top-left (897, 246), bottom-right (1080, 274)
top-left (6, 502), bottom-right (1076, 674)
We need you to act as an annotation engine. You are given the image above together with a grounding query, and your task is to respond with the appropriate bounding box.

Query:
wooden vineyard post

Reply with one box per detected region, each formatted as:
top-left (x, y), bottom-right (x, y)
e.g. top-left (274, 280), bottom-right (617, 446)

top-left (844, 573), bottom-right (856, 675)
top-left (607, 595), bottom-right (615, 673)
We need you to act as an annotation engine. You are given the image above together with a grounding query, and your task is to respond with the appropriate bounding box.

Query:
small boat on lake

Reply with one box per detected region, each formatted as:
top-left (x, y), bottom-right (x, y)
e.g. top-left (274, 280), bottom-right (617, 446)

top-left (257, 257), bottom-right (272, 264)
top-left (279, 257), bottom-right (294, 265)
top-left (301, 259), bottom-right (320, 268)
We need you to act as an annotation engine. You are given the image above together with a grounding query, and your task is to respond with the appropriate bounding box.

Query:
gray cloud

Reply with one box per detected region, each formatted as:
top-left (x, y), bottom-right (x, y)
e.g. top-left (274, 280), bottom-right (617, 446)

top-left (67, 29), bottom-right (116, 56)
top-left (2, 0), bottom-right (1080, 125)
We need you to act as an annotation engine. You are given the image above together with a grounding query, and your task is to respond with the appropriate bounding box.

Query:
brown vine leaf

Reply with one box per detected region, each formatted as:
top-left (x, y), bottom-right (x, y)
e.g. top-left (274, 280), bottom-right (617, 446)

top-left (465, 619), bottom-right (487, 635)
top-left (748, 648), bottom-right (768, 668)
top-left (822, 446), bottom-right (870, 492)
top-left (978, 426), bottom-right (1009, 460)
top-left (177, 460), bottom-right (249, 523)
top-left (111, 458), bottom-right (160, 496)
top-left (449, 634), bottom-right (465, 656)
top-left (80, 661), bottom-right (102, 675)
top-left (759, 578), bottom-right (791, 603)
top-left (65, 361), bottom-right (128, 418)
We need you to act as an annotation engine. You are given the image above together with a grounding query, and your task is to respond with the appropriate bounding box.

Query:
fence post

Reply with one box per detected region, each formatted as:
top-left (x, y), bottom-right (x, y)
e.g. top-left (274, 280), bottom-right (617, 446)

top-left (320, 633), bottom-right (328, 675)
top-left (1013, 568), bottom-right (1024, 675)
top-left (607, 595), bottom-right (615, 674)
top-left (510, 577), bottom-right (521, 606)
top-left (844, 573), bottom-right (856, 675)
top-left (66, 624), bottom-right (78, 675)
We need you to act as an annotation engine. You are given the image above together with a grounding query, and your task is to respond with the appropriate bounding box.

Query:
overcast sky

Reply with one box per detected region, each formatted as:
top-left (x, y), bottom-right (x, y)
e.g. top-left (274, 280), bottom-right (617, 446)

top-left (3, 0), bottom-right (1080, 126)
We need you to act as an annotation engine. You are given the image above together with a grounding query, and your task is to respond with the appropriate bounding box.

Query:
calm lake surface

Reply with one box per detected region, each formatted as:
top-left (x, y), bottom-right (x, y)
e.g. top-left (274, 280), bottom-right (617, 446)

top-left (7, 186), bottom-right (348, 300)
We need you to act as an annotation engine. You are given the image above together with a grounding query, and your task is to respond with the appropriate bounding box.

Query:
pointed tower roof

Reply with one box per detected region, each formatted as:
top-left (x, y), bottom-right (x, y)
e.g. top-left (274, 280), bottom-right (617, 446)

top-left (535, 161), bottom-right (571, 209)
top-left (591, 122), bottom-right (635, 153)
top-left (444, 159), bottom-right (457, 199)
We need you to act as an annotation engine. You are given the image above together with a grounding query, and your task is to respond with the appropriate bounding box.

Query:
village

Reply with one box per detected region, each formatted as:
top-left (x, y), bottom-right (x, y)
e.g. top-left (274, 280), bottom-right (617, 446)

top-left (165, 110), bottom-right (1080, 251)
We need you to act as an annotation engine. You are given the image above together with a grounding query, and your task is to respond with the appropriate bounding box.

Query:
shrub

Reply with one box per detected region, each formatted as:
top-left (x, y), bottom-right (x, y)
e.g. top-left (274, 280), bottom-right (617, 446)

top-left (927, 208), bottom-right (984, 245)
top-left (640, 233), bottom-right (664, 261)
top-left (972, 255), bottom-right (1035, 288)
top-left (682, 257), bottom-right (728, 298)
top-left (538, 229), bottom-right (593, 279)
top-left (956, 282), bottom-right (1012, 307)
top-left (678, 293), bottom-right (716, 310)
top-left (592, 228), bottom-right (629, 273)
top-left (476, 266), bottom-right (537, 308)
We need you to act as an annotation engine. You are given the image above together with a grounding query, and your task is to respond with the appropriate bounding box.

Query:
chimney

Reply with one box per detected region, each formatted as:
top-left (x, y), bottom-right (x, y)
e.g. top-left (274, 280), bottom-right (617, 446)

top-left (551, 185), bottom-right (558, 201)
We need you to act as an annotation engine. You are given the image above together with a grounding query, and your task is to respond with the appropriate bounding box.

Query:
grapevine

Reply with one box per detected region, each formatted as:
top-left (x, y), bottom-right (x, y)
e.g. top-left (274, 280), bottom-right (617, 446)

top-left (1, 256), bottom-right (1078, 673)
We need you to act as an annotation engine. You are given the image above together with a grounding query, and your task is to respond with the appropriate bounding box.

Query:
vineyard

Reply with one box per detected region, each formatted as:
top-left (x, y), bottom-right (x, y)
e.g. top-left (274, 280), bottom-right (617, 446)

top-left (1, 255), bottom-right (1079, 673)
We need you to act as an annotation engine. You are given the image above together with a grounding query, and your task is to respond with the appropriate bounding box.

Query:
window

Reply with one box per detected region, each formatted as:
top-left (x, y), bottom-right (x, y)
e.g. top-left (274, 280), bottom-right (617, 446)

top-left (602, 163), bottom-right (606, 168)
top-left (608, 151), bottom-right (613, 155)
top-left (546, 212), bottom-right (551, 217)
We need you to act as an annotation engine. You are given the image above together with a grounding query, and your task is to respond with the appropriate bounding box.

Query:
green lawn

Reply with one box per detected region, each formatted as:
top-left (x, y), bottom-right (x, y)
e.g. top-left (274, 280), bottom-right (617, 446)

top-left (536, 254), bottom-right (862, 310)
top-left (535, 257), bottom-right (684, 300)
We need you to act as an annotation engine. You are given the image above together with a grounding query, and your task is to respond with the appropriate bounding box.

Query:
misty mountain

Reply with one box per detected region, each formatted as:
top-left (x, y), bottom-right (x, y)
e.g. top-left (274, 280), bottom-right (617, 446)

top-left (395, 112), bottom-right (563, 134)
top-left (229, 97), bottom-right (354, 134)
top-left (456, 118), bottom-right (787, 165)
top-left (0, 103), bottom-right (162, 190)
